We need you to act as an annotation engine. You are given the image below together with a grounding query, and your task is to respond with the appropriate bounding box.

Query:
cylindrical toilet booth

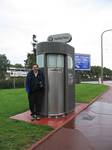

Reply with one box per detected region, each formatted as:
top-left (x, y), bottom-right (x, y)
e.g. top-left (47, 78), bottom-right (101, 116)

top-left (36, 41), bottom-right (75, 117)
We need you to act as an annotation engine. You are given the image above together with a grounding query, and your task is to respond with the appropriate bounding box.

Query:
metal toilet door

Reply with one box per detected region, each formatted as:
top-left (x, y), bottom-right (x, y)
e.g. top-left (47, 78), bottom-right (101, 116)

top-left (47, 54), bottom-right (64, 116)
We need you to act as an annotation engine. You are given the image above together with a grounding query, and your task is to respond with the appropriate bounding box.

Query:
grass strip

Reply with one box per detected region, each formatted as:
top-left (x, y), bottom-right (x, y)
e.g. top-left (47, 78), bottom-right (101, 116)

top-left (76, 83), bottom-right (108, 103)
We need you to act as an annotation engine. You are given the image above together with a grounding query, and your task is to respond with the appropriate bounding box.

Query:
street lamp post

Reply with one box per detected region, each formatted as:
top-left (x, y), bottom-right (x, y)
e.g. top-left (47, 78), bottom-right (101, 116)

top-left (101, 29), bottom-right (112, 83)
top-left (32, 34), bottom-right (38, 63)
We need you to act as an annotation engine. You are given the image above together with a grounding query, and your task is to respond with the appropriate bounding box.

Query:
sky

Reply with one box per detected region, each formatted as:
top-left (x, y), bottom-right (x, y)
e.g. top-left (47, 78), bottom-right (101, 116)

top-left (1, 0), bottom-right (112, 69)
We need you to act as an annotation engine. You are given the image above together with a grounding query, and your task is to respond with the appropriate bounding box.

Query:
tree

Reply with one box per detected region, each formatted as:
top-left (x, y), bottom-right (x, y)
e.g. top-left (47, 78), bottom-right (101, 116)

top-left (10, 63), bottom-right (24, 68)
top-left (103, 67), bottom-right (112, 80)
top-left (80, 66), bottom-right (112, 81)
top-left (0, 54), bottom-right (10, 80)
top-left (24, 53), bottom-right (35, 69)
top-left (91, 66), bottom-right (101, 79)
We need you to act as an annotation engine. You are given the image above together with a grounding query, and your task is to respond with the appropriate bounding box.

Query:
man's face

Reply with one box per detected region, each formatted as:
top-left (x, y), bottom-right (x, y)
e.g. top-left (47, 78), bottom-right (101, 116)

top-left (32, 65), bottom-right (38, 72)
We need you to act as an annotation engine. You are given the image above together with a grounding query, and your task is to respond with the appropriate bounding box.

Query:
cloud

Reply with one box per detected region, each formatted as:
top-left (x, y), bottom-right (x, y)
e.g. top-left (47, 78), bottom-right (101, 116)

top-left (0, 0), bottom-right (112, 68)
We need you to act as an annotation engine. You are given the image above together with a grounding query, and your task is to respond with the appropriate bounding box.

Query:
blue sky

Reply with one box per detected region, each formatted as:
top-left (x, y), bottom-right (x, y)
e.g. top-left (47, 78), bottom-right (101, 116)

top-left (1, 0), bottom-right (112, 69)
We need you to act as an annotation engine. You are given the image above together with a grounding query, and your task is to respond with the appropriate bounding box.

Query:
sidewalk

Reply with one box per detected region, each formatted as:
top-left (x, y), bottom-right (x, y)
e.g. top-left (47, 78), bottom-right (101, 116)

top-left (27, 81), bottom-right (112, 150)
top-left (75, 82), bottom-right (112, 150)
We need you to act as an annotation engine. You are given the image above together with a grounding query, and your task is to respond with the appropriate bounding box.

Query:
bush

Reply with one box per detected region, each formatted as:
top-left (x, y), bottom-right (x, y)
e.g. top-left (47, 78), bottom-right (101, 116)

top-left (0, 77), bottom-right (26, 89)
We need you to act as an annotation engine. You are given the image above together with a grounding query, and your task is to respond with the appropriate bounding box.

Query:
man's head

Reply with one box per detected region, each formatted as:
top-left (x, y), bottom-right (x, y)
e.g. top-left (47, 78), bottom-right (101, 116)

top-left (32, 64), bottom-right (39, 73)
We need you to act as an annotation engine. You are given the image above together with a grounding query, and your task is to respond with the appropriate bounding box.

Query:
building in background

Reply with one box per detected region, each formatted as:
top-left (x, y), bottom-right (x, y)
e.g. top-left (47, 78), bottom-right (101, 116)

top-left (7, 67), bottom-right (29, 77)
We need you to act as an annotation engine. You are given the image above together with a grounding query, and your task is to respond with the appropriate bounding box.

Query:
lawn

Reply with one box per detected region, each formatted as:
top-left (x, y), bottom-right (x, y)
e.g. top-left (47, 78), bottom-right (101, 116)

top-left (0, 83), bottom-right (108, 150)
top-left (76, 83), bottom-right (108, 103)
top-left (0, 88), bottom-right (52, 150)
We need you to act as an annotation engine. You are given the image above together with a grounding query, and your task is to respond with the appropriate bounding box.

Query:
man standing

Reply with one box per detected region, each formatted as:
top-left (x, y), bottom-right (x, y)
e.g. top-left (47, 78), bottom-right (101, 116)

top-left (26, 64), bottom-right (44, 121)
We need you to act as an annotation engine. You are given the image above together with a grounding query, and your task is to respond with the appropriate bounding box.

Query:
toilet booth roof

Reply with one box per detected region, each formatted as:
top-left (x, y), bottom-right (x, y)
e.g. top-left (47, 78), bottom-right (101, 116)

top-left (37, 42), bottom-right (74, 55)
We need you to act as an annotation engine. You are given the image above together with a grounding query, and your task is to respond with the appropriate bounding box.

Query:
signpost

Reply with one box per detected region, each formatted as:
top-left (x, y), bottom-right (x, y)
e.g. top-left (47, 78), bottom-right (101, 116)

top-left (75, 53), bottom-right (91, 71)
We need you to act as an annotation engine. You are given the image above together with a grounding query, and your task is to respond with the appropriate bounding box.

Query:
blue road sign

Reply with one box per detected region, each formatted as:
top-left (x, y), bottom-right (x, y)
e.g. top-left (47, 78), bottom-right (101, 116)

top-left (75, 53), bottom-right (91, 70)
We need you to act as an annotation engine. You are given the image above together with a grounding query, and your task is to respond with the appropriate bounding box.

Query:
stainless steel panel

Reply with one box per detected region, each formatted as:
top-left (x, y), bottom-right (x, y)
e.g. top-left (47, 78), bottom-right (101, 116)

top-left (48, 68), bottom-right (64, 115)
top-left (64, 55), bottom-right (75, 114)
top-left (47, 54), bottom-right (64, 116)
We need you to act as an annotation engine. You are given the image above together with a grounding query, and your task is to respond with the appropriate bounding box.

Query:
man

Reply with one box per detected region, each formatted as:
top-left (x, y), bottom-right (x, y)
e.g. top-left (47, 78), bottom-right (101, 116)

top-left (26, 64), bottom-right (44, 121)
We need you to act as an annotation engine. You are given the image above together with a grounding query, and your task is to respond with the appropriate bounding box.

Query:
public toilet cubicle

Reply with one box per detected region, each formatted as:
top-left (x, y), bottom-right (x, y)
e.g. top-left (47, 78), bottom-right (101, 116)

top-left (36, 41), bottom-right (75, 117)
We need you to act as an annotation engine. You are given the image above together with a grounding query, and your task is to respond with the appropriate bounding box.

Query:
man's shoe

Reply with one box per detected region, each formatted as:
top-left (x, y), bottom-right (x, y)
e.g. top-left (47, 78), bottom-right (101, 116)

top-left (36, 116), bottom-right (41, 120)
top-left (31, 115), bottom-right (36, 121)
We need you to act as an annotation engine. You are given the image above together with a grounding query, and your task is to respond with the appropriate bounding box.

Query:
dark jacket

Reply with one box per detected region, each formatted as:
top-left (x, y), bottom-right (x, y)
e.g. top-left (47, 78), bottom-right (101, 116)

top-left (26, 69), bottom-right (45, 93)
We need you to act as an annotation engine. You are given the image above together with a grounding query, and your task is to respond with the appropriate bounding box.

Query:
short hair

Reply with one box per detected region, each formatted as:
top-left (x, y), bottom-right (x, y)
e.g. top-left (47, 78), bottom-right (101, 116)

top-left (32, 64), bottom-right (39, 68)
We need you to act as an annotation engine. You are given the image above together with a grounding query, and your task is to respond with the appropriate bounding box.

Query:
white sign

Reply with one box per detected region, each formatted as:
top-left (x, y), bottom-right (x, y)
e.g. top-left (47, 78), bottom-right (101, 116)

top-left (47, 33), bottom-right (72, 43)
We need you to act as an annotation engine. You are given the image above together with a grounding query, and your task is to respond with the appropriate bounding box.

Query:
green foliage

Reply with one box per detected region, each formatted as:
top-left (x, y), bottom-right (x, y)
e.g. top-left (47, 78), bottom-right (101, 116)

top-left (75, 83), bottom-right (108, 103)
top-left (0, 54), bottom-right (10, 80)
top-left (80, 66), bottom-right (112, 81)
top-left (24, 53), bottom-right (35, 69)
top-left (0, 88), bottom-right (52, 150)
top-left (10, 63), bottom-right (24, 68)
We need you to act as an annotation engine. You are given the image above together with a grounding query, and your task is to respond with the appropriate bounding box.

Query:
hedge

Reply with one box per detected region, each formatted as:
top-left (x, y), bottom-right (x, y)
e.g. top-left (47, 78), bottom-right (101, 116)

top-left (0, 77), bottom-right (26, 89)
